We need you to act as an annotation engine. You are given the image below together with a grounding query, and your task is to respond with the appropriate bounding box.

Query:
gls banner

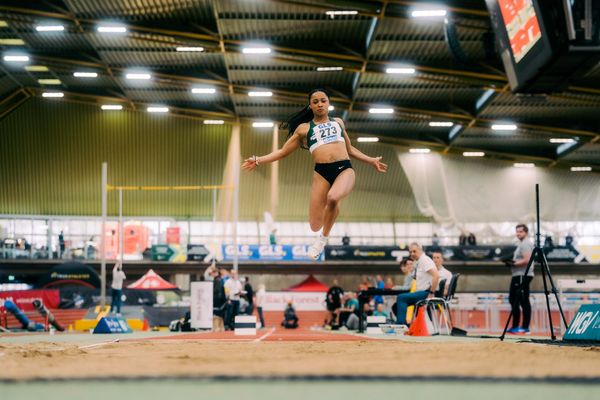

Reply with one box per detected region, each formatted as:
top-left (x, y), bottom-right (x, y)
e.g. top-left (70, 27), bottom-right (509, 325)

top-left (563, 304), bottom-right (600, 342)
top-left (221, 245), bottom-right (322, 261)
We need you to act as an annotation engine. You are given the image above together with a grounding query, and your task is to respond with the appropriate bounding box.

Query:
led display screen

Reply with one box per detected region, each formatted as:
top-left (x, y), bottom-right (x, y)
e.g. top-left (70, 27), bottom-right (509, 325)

top-left (498, 0), bottom-right (542, 62)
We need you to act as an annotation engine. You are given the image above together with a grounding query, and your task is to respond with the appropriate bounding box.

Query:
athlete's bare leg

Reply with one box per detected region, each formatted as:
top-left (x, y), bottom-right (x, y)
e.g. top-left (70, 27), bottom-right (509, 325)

top-left (322, 169), bottom-right (355, 237)
top-left (308, 172), bottom-right (330, 232)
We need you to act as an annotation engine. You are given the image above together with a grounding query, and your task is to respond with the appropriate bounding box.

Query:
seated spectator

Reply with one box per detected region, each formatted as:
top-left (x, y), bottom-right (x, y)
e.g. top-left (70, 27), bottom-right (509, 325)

top-left (432, 251), bottom-right (453, 297)
top-left (394, 258), bottom-right (414, 291)
top-left (281, 301), bottom-right (299, 329)
top-left (384, 277), bottom-right (394, 289)
top-left (335, 292), bottom-right (359, 329)
top-left (373, 303), bottom-right (389, 320)
top-left (325, 279), bottom-right (344, 328)
top-left (395, 243), bottom-right (439, 326)
top-left (373, 274), bottom-right (385, 305)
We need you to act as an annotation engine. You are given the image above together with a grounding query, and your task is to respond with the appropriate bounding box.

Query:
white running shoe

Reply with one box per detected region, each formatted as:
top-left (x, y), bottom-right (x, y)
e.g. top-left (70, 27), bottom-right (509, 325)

top-left (308, 235), bottom-right (328, 260)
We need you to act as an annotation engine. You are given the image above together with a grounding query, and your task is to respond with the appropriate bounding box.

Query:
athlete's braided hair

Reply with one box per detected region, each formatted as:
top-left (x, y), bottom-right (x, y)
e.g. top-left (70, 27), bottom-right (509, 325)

top-left (280, 88), bottom-right (330, 150)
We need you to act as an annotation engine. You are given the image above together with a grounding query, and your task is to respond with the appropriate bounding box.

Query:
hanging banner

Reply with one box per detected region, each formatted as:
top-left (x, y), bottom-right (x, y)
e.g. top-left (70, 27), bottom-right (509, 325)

top-left (221, 245), bottom-right (321, 261)
top-left (166, 227), bottom-right (180, 245)
top-left (187, 244), bottom-right (211, 261)
top-left (0, 290), bottom-right (60, 311)
top-left (324, 245), bottom-right (405, 261)
top-left (261, 291), bottom-right (327, 311)
top-left (190, 281), bottom-right (213, 329)
top-left (151, 244), bottom-right (186, 263)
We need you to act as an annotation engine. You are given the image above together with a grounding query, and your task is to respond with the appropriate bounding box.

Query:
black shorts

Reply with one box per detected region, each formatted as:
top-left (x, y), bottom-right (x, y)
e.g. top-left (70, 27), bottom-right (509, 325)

top-left (314, 160), bottom-right (353, 186)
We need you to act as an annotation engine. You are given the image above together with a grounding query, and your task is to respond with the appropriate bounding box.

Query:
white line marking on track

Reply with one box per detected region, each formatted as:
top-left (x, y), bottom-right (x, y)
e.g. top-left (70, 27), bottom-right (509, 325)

top-left (79, 338), bottom-right (120, 349)
top-left (253, 327), bottom-right (276, 343)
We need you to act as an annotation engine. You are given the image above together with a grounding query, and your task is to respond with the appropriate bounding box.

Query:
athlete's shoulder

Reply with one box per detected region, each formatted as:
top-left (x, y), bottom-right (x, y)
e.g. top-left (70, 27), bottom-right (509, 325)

top-left (294, 122), bottom-right (310, 136)
top-left (333, 117), bottom-right (346, 127)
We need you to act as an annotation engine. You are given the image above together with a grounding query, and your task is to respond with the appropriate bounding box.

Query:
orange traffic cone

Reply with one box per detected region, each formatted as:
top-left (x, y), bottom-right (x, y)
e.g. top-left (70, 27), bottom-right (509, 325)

top-left (407, 305), bottom-right (431, 336)
top-left (142, 319), bottom-right (149, 331)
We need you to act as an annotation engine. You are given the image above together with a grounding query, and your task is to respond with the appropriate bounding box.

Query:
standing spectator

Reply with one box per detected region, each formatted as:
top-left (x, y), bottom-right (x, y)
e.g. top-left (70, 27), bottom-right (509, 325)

top-left (242, 276), bottom-right (254, 315)
top-left (269, 229), bottom-right (277, 245)
top-left (432, 251), bottom-right (453, 297)
top-left (58, 231), bottom-right (65, 259)
top-left (325, 279), bottom-right (344, 327)
top-left (203, 265), bottom-right (217, 281)
top-left (342, 233), bottom-right (351, 246)
top-left (256, 284), bottom-right (266, 329)
top-left (373, 274), bottom-right (385, 305)
top-left (224, 270), bottom-right (242, 330)
top-left (384, 277), bottom-right (394, 289)
top-left (395, 243), bottom-right (439, 326)
top-left (110, 262), bottom-right (126, 315)
top-left (506, 224), bottom-right (534, 334)
top-left (211, 268), bottom-right (226, 331)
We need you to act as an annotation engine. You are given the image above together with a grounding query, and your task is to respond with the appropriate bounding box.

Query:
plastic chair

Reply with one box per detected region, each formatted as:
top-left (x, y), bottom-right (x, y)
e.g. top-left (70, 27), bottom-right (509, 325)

top-left (415, 273), bottom-right (460, 335)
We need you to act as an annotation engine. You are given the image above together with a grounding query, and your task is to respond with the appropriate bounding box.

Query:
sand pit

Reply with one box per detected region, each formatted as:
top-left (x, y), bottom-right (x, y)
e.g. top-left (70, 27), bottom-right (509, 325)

top-left (1, 338), bottom-right (599, 381)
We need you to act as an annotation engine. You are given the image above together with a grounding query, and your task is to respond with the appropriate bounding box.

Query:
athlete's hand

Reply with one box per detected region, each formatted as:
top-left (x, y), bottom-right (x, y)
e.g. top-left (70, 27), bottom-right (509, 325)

top-left (371, 156), bottom-right (388, 173)
top-left (242, 157), bottom-right (258, 171)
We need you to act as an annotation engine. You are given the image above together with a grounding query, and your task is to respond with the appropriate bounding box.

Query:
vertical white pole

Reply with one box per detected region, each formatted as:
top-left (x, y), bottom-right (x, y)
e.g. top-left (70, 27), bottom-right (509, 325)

top-left (119, 188), bottom-right (124, 265)
top-left (270, 125), bottom-right (279, 219)
top-left (101, 162), bottom-right (107, 309)
top-left (212, 187), bottom-right (217, 268)
top-left (47, 219), bottom-right (53, 259)
top-left (233, 124), bottom-right (240, 273)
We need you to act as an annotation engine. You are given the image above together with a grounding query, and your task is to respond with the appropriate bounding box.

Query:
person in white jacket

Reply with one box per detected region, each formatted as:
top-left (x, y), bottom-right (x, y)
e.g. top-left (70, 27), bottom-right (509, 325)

top-left (110, 262), bottom-right (126, 314)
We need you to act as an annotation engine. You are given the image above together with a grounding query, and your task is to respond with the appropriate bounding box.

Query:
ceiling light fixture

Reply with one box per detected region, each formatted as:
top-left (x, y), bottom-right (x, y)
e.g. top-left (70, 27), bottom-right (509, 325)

top-left (191, 87), bottom-right (217, 94)
top-left (3, 55), bottom-right (29, 62)
top-left (126, 73), bottom-right (151, 80)
top-left (411, 10), bottom-right (447, 18)
top-left (176, 47), bottom-right (204, 52)
top-left (97, 26), bottom-right (127, 33)
top-left (369, 108), bottom-right (394, 114)
top-left (73, 72), bottom-right (98, 78)
top-left (549, 138), bottom-right (575, 143)
top-left (248, 91), bottom-right (272, 97)
top-left (252, 121), bottom-right (274, 128)
top-left (492, 124), bottom-right (518, 131)
top-left (147, 106), bottom-right (169, 113)
top-left (35, 25), bottom-right (64, 32)
top-left (386, 67), bottom-right (416, 74)
top-left (514, 163), bottom-right (535, 168)
top-left (41, 92), bottom-right (64, 98)
top-left (38, 79), bottom-right (61, 85)
top-left (242, 47), bottom-right (271, 54)
top-left (101, 105), bottom-right (123, 111)
top-left (570, 166), bottom-right (592, 172)
top-left (316, 67), bottom-right (343, 71)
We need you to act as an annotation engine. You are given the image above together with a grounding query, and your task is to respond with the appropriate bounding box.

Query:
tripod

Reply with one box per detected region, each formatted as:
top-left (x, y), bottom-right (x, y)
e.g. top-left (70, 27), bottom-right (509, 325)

top-left (500, 184), bottom-right (568, 341)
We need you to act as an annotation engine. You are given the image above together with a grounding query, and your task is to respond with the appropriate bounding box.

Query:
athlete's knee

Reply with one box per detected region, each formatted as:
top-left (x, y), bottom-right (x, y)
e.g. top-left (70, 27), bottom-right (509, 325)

top-left (326, 193), bottom-right (340, 208)
top-left (310, 221), bottom-right (323, 232)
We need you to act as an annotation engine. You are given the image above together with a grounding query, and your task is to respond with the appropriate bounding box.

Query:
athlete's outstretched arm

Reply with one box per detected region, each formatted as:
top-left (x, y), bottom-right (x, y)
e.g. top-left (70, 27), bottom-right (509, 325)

top-left (336, 118), bottom-right (388, 173)
top-left (242, 124), bottom-right (305, 171)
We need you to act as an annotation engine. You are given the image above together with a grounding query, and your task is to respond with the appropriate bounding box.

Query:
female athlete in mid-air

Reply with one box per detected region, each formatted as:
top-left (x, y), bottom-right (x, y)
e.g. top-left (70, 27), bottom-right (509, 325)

top-left (242, 89), bottom-right (388, 259)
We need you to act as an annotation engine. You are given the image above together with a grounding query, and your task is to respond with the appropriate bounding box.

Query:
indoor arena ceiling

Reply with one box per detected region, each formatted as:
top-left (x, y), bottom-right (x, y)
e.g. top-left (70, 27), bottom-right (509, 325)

top-left (0, 0), bottom-right (599, 170)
